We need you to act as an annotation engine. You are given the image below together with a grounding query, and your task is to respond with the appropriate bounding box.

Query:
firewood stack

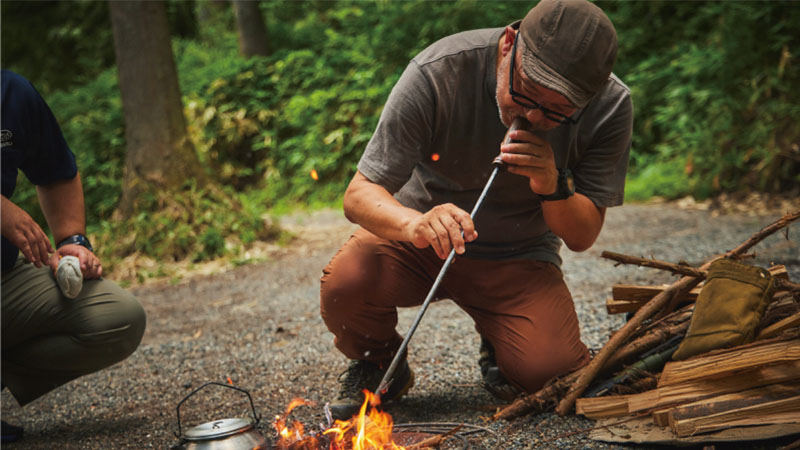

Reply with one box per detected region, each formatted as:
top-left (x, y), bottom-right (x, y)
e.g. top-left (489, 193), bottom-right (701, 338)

top-left (577, 272), bottom-right (800, 442)
top-left (493, 210), bottom-right (800, 445)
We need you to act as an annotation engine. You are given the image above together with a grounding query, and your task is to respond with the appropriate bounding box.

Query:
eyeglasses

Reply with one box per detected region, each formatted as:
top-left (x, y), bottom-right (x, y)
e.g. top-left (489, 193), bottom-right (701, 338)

top-left (509, 33), bottom-right (582, 125)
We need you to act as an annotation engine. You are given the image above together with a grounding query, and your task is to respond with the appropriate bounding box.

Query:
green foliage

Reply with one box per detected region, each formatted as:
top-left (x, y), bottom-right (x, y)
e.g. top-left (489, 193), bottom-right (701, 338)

top-left (48, 70), bottom-right (126, 224)
top-left (1, 0), bottom-right (115, 94)
top-left (186, 1), bottom-right (529, 208)
top-left (6, 0), bottom-right (798, 273)
top-left (1, 0), bottom-right (201, 96)
top-left (91, 181), bottom-right (281, 269)
top-left (602, 1), bottom-right (800, 199)
top-left (624, 157), bottom-right (691, 202)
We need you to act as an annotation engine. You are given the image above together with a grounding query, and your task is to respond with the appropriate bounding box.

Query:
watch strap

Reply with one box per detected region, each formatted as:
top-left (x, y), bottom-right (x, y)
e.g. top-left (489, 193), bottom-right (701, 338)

top-left (539, 168), bottom-right (575, 202)
top-left (57, 234), bottom-right (94, 253)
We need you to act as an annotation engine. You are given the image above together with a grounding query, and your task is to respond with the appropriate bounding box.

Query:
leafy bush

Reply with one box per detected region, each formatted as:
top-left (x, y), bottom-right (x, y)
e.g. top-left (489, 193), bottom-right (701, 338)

top-left (47, 70), bottom-right (127, 223)
top-left (92, 181), bottom-right (282, 269)
top-left (186, 1), bottom-right (529, 208)
top-left (603, 1), bottom-right (800, 199)
top-left (7, 1), bottom-right (798, 271)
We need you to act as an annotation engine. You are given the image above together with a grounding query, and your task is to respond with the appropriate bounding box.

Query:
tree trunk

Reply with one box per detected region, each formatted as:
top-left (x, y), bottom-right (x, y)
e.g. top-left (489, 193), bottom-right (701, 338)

top-left (232, 0), bottom-right (270, 57)
top-left (109, 0), bottom-right (204, 218)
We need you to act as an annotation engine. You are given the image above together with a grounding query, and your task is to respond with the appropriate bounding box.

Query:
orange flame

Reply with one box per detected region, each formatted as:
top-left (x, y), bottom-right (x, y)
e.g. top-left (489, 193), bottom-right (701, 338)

top-left (323, 390), bottom-right (405, 450)
top-left (273, 391), bottom-right (406, 450)
top-left (430, 153), bottom-right (440, 162)
top-left (274, 398), bottom-right (320, 449)
top-left (310, 169), bottom-right (319, 180)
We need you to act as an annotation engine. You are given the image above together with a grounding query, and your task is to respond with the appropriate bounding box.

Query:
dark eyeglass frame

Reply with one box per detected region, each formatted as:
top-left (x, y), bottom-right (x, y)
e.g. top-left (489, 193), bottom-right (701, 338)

top-left (509, 33), bottom-right (583, 125)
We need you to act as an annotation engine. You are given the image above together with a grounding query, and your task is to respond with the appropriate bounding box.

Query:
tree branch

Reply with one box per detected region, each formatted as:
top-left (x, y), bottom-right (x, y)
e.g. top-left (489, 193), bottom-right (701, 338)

top-left (553, 209), bottom-right (799, 416)
top-left (601, 252), bottom-right (800, 292)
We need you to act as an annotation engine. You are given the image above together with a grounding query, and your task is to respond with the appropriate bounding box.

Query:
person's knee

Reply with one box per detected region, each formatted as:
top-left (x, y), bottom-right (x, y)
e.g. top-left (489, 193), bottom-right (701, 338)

top-left (498, 344), bottom-right (588, 393)
top-left (320, 273), bottom-right (368, 327)
top-left (113, 291), bottom-right (146, 358)
top-left (320, 250), bottom-right (375, 325)
top-left (76, 286), bottom-right (146, 362)
top-left (501, 360), bottom-right (557, 393)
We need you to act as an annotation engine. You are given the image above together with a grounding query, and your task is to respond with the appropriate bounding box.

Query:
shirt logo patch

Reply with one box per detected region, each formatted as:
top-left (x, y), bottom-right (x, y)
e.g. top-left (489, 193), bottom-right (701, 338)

top-left (0, 130), bottom-right (12, 147)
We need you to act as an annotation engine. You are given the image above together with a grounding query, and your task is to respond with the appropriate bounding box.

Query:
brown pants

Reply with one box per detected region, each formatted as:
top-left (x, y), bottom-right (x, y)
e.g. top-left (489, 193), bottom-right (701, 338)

top-left (320, 228), bottom-right (589, 393)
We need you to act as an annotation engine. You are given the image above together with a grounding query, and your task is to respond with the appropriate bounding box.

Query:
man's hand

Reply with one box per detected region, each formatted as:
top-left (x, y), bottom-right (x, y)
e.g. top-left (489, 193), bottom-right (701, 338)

top-left (402, 203), bottom-right (478, 259)
top-left (1, 196), bottom-right (54, 267)
top-left (499, 129), bottom-right (559, 196)
top-left (48, 244), bottom-right (103, 279)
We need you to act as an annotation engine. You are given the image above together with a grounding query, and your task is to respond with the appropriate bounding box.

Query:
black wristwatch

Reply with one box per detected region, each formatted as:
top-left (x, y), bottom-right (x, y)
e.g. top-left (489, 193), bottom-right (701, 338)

top-left (57, 234), bottom-right (94, 253)
top-left (539, 168), bottom-right (575, 202)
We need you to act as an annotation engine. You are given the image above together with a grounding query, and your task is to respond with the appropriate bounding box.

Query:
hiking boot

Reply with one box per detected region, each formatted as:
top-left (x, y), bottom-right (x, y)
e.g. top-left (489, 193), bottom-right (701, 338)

top-left (478, 337), bottom-right (520, 402)
top-left (328, 359), bottom-right (415, 421)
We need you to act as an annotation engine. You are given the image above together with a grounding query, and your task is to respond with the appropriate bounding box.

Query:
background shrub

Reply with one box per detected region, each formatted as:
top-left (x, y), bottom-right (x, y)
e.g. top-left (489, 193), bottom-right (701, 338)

top-left (3, 1), bottom-right (797, 267)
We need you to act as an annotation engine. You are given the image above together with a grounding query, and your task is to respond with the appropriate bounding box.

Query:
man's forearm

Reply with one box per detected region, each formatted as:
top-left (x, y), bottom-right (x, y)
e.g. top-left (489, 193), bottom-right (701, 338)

top-left (36, 172), bottom-right (87, 244)
top-left (343, 172), bottom-right (421, 242)
top-left (541, 193), bottom-right (605, 252)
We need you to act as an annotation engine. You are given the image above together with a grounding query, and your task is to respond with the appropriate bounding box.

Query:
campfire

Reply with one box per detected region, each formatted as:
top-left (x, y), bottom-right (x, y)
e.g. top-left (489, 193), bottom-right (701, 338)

top-left (273, 390), bottom-right (442, 450)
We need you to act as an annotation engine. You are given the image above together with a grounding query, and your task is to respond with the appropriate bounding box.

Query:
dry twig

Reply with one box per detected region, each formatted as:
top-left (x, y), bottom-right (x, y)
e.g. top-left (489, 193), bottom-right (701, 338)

top-left (554, 209), bottom-right (799, 416)
top-left (601, 252), bottom-right (800, 292)
top-left (405, 424), bottom-right (463, 449)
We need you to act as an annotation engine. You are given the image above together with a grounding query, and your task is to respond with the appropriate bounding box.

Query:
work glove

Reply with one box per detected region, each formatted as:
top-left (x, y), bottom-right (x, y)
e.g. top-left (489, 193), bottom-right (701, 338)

top-left (672, 258), bottom-right (776, 361)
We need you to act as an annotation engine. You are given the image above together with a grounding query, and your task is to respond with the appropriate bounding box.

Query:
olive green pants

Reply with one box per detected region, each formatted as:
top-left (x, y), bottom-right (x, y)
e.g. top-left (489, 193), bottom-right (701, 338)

top-left (2, 259), bottom-right (146, 406)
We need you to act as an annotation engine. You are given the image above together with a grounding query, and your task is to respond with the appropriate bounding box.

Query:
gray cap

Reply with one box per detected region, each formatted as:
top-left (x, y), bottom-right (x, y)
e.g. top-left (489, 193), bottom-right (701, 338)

top-left (519, 0), bottom-right (618, 108)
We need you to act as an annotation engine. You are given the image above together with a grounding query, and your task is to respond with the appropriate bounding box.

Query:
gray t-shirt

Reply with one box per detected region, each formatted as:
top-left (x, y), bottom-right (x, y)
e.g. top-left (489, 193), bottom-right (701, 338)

top-left (358, 27), bottom-right (633, 267)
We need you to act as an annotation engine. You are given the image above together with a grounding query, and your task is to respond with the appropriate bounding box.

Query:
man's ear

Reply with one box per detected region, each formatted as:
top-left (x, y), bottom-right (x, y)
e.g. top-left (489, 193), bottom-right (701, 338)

top-left (501, 26), bottom-right (516, 57)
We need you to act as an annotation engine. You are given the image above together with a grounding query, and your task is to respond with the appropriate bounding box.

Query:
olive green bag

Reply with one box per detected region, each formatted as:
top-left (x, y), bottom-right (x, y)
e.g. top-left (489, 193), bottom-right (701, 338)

top-left (672, 258), bottom-right (776, 361)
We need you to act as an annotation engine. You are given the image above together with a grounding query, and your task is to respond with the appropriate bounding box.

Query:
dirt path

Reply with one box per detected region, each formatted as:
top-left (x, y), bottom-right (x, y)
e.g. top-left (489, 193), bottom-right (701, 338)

top-left (2, 203), bottom-right (797, 449)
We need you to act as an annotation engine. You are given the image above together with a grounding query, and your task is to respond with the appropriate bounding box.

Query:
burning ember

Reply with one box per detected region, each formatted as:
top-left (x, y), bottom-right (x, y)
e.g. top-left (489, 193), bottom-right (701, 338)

top-left (273, 390), bottom-right (407, 450)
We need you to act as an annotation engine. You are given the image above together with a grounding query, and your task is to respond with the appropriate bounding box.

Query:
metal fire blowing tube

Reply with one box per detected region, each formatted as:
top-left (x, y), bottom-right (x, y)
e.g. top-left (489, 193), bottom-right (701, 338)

top-left (375, 117), bottom-right (529, 399)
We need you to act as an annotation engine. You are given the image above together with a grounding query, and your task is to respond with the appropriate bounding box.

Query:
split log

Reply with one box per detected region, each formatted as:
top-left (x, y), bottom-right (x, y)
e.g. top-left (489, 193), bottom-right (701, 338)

top-left (671, 395), bottom-right (800, 437)
top-left (658, 340), bottom-right (800, 387)
top-left (627, 360), bottom-right (800, 414)
top-left (575, 394), bottom-right (631, 418)
top-left (556, 276), bottom-right (702, 416)
top-left (555, 209), bottom-right (800, 416)
top-left (576, 360), bottom-right (800, 419)
top-left (606, 266), bottom-right (789, 315)
top-left (612, 284), bottom-right (701, 302)
top-left (658, 382), bottom-right (800, 428)
top-left (770, 264), bottom-right (790, 280)
top-left (757, 312), bottom-right (800, 340)
top-left (606, 285), bottom-right (700, 314)
top-left (606, 299), bottom-right (647, 315)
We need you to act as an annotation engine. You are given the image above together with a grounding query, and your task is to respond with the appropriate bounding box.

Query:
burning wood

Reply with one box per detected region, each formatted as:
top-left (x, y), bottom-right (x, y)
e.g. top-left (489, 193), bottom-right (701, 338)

top-left (272, 391), bottom-right (460, 450)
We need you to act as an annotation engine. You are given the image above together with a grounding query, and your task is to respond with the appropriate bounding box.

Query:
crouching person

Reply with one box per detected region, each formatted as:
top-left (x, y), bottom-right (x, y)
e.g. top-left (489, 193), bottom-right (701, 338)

top-left (1, 70), bottom-right (146, 443)
top-left (320, 0), bottom-right (632, 421)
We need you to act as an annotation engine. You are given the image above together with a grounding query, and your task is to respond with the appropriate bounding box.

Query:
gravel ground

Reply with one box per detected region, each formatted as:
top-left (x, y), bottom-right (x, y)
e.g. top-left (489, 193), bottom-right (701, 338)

top-left (2, 203), bottom-right (798, 449)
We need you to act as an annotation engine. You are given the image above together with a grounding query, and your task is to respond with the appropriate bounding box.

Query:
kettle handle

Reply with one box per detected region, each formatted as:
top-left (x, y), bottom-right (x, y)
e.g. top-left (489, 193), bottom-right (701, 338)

top-left (175, 381), bottom-right (261, 438)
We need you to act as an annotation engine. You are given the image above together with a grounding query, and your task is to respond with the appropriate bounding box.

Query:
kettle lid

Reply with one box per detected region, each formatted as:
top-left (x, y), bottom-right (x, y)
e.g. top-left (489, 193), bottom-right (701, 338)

top-left (183, 418), bottom-right (254, 440)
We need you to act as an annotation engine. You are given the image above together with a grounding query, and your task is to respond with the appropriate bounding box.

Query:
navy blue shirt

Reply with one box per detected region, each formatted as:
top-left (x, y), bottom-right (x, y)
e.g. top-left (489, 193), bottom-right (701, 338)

top-left (1, 70), bottom-right (78, 270)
